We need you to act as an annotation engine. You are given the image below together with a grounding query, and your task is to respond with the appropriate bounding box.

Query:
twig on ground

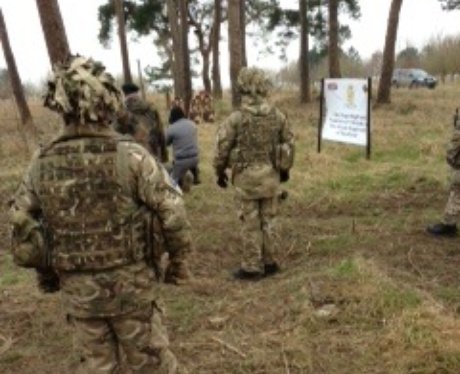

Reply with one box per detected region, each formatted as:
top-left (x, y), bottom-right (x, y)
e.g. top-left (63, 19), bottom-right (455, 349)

top-left (0, 334), bottom-right (13, 356)
top-left (282, 345), bottom-right (290, 374)
top-left (407, 247), bottom-right (425, 279)
top-left (211, 336), bottom-right (247, 358)
top-left (282, 240), bottom-right (298, 261)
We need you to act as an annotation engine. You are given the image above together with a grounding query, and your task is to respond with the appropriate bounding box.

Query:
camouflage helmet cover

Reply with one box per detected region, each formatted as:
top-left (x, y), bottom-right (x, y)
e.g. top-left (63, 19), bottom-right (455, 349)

top-left (44, 55), bottom-right (122, 123)
top-left (237, 67), bottom-right (272, 97)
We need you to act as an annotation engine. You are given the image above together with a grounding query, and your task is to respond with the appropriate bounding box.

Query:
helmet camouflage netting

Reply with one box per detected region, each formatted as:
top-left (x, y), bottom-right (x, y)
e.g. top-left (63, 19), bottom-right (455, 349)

top-left (237, 67), bottom-right (272, 97)
top-left (44, 55), bottom-right (122, 123)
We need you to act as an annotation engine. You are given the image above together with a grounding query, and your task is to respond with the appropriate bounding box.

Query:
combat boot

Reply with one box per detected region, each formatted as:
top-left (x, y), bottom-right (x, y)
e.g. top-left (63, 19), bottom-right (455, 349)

top-left (264, 262), bottom-right (280, 277)
top-left (426, 223), bottom-right (457, 237)
top-left (232, 268), bottom-right (263, 281)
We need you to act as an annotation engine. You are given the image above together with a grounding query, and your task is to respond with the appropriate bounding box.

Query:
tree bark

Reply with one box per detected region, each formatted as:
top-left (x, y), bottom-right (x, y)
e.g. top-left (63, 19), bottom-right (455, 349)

top-left (228, 0), bottom-right (244, 107)
top-left (328, 0), bottom-right (341, 78)
top-left (240, 0), bottom-right (247, 67)
top-left (35, 0), bottom-right (70, 65)
top-left (0, 9), bottom-right (37, 149)
top-left (377, 0), bottom-right (404, 104)
top-left (178, 0), bottom-right (192, 113)
top-left (137, 59), bottom-right (146, 100)
top-left (166, 0), bottom-right (180, 96)
top-left (202, 50), bottom-right (212, 93)
top-left (188, 12), bottom-right (212, 93)
top-left (166, 0), bottom-right (192, 114)
top-left (299, 0), bottom-right (311, 103)
top-left (114, 0), bottom-right (133, 83)
top-left (211, 0), bottom-right (223, 99)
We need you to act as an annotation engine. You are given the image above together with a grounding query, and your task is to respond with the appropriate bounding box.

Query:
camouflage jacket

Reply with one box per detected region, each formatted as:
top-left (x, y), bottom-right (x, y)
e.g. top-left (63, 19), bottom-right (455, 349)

top-left (446, 126), bottom-right (460, 169)
top-left (10, 124), bottom-right (191, 318)
top-left (115, 95), bottom-right (168, 163)
top-left (213, 97), bottom-right (294, 199)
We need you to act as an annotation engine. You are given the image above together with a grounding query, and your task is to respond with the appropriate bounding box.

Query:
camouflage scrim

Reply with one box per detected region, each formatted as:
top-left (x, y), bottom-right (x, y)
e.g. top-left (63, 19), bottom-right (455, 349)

top-left (44, 55), bottom-right (122, 124)
top-left (115, 95), bottom-right (168, 162)
top-left (237, 67), bottom-right (273, 97)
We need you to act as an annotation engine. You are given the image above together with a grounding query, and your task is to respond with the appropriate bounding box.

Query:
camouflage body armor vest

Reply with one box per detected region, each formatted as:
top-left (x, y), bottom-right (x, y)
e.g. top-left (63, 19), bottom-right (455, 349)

top-left (35, 136), bottom-right (146, 271)
top-left (235, 108), bottom-right (280, 168)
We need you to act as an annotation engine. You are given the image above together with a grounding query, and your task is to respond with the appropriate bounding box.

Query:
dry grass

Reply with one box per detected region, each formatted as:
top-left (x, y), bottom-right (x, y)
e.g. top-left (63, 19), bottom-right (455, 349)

top-left (1, 84), bottom-right (460, 373)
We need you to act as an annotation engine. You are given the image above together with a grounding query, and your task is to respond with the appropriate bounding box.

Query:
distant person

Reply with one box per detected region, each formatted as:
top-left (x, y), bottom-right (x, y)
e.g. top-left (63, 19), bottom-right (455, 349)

top-left (427, 108), bottom-right (460, 237)
top-left (9, 56), bottom-right (192, 373)
top-left (201, 91), bottom-right (215, 123)
top-left (116, 82), bottom-right (168, 162)
top-left (213, 67), bottom-right (295, 280)
top-left (166, 106), bottom-right (201, 187)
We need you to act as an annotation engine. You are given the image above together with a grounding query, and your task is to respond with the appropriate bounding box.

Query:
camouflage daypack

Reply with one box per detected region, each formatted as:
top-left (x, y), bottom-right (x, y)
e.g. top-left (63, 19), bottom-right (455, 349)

top-left (234, 107), bottom-right (280, 168)
top-left (33, 136), bottom-right (147, 271)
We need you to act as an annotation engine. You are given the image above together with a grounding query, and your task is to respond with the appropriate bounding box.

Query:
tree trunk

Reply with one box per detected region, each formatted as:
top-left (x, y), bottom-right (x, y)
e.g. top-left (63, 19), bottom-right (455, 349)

top-left (228, 0), bottom-right (244, 107)
top-left (202, 50), bottom-right (212, 93)
top-left (178, 0), bottom-right (192, 113)
top-left (377, 0), bottom-right (404, 104)
top-left (0, 9), bottom-right (37, 150)
top-left (240, 0), bottom-right (247, 67)
top-left (328, 0), bottom-right (341, 78)
top-left (188, 17), bottom-right (212, 93)
top-left (211, 0), bottom-right (223, 99)
top-left (114, 0), bottom-right (132, 83)
top-left (166, 0), bottom-right (180, 96)
top-left (299, 0), bottom-right (311, 103)
top-left (35, 0), bottom-right (70, 65)
top-left (137, 59), bottom-right (146, 100)
top-left (166, 0), bottom-right (192, 114)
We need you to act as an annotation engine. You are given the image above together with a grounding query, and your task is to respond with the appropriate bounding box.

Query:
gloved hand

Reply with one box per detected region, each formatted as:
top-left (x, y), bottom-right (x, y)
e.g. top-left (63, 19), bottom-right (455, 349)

top-left (164, 261), bottom-right (191, 285)
top-left (280, 170), bottom-right (290, 183)
top-left (36, 267), bottom-right (60, 293)
top-left (217, 172), bottom-right (229, 189)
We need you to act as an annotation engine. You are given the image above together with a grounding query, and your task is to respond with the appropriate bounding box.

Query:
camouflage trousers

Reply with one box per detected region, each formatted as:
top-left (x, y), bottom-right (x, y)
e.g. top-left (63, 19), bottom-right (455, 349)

top-left (443, 183), bottom-right (460, 225)
top-left (235, 196), bottom-right (279, 272)
top-left (71, 302), bottom-right (177, 374)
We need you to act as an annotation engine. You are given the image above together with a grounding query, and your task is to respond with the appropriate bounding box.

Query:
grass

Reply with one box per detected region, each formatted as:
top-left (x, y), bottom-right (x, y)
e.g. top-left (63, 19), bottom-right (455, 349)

top-left (2, 84), bottom-right (460, 373)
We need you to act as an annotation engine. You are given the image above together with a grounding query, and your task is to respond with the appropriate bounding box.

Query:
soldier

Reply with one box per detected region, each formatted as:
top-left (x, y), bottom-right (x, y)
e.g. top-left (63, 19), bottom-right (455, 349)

top-left (213, 67), bottom-right (295, 280)
top-left (188, 93), bottom-right (202, 124)
top-left (201, 91), bottom-right (215, 123)
top-left (9, 56), bottom-right (192, 373)
top-left (427, 108), bottom-right (460, 237)
top-left (116, 82), bottom-right (168, 163)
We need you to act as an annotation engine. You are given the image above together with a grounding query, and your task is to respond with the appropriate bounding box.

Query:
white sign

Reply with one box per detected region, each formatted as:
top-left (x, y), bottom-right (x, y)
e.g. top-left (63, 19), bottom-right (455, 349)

top-left (322, 78), bottom-right (370, 146)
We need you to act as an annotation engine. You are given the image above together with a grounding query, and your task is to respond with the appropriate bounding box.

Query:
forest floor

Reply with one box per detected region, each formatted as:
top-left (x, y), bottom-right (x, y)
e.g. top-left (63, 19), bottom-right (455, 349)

top-left (1, 85), bottom-right (460, 373)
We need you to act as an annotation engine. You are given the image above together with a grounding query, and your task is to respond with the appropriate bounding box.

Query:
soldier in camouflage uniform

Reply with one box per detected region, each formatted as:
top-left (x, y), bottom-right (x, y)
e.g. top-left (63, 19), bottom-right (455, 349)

top-left (201, 91), bottom-right (215, 123)
top-left (427, 108), bottom-right (460, 237)
top-left (213, 67), bottom-right (295, 280)
top-left (9, 56), bottom-right (192, 373)
top-left (188, 93), bottom-right (202, 124)
top-left (116, 82), bottom-right (168, 163)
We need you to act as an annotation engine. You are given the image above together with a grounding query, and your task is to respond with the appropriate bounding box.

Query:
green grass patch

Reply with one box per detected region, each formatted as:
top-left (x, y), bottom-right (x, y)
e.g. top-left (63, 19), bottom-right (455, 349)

top-left (330, 258), bottom-right (360, 279)
top-left (0, 255), bottom-right (30, 287)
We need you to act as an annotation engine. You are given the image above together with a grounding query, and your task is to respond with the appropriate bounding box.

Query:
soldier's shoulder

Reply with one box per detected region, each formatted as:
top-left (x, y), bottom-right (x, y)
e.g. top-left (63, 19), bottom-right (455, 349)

top-left (225, 110), bottom-right (244, 123)
top-left (271, 106), bottom-right (288, 123)
top-left (117, 138), bottom-right (148, 156)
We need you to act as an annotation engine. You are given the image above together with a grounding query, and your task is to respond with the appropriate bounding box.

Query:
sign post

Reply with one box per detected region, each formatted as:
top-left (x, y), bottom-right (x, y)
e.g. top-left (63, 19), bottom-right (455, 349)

top-left (318, 77), bottom-right (372, 159)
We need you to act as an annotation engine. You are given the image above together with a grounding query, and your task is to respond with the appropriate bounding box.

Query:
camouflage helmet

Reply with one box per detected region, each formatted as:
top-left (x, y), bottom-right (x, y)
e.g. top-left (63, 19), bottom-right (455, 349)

top-left (237, 67), bottom-right (272, 97)
top-left (44, 55), bottom-right (122, 124)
